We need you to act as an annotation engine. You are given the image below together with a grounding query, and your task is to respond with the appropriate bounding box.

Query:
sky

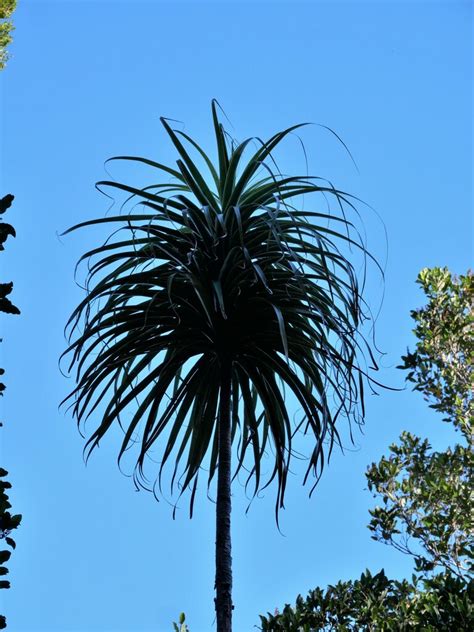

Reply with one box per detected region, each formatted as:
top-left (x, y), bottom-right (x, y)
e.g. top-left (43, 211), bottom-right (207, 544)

top-left (0, 1), bottom-right (472, 631)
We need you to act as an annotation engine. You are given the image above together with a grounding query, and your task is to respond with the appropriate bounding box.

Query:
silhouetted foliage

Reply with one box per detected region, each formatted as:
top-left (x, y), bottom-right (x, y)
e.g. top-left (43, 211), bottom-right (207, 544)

top-left (0, 194), bottom-right (16, 252)
top-left (63, 102), bottom-right (381, 631)
top-left (0, 284), bottom-right (20, 315)
top-left (1, 7), bottom-right (22, 626)
top-left (0, 195), bottom-right (14, 215)
top-left (0, 193), bottom-right (21, 629)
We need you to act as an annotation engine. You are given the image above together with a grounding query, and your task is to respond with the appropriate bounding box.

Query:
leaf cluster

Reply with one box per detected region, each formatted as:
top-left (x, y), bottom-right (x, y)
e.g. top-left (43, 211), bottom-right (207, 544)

top-left (0, 467), bottom-right (21, 629)
top-left (0, 195), bottom-right (16, 253)
top-left (400, 267), bottom-right (473, 439)
top-left (0, 0), bottom-right (16, 71)
top-left (367, 432), bottom-right (472, 579)
top-left (258, 569), bottom-right (473, 631)
top-left (0, 192), bottom-right (21, 629)
top-left (0, 194), bottom-right (20, 415)
top-left (0, 468), bottom-right (21, 554)
top-left (366, 268), bottom-right (473, 579)
top-left (62, 102), bottom-right (380, 519)
top-left (172, 612), bottom-right (189, 632)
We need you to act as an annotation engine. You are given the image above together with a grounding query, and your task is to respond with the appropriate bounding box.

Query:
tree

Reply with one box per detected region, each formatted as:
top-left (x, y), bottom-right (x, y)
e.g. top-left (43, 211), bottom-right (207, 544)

top-left (258, 268), bottom-right (473, 630)
top-left (62, 102), bottom-right (379, 631)
top-left (0, 194), bottom-right (22, 630)
top-left (258, 569), bottom-right (473, 631)
top-left (366, 268), bottom-right (473, 580)
top-left (0, 0), bottom-right (16, 71)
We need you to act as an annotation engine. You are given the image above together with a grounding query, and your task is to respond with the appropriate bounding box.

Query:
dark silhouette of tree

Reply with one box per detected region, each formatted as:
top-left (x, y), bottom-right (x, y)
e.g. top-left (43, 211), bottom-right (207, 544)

top-left (62, 102), bottom-right (380, 631)
top-left (0, 194), bottom-right (22, 630)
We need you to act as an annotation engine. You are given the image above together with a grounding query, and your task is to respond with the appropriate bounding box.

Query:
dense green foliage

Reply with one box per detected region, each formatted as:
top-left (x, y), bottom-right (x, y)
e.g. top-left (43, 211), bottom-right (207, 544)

top-left (259, 570), bottom-right (473, 631)
top-left (258, 268), bottom-right (473, 630)
top-left (367, 432), bottom-right (472, 579)
top-left (63, 102), bottom-right (380, 630)
top-left (400, 268), bottom-right (473, 437)
top-left (0, 0), bottom-right (16, 70)
top-left (367, 269), bottom-right (473, 580)
top-left (0, 194), bottom-right (22, 630)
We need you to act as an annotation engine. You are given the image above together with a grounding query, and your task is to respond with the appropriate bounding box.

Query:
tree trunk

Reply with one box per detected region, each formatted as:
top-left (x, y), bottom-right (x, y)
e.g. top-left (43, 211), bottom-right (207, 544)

top-left (215, 361), bottom-right (233, 632)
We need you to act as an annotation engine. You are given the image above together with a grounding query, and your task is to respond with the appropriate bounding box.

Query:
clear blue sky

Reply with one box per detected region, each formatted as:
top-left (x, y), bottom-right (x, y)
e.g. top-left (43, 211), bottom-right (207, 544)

top-left (1, 1), bottom-right (472, 631)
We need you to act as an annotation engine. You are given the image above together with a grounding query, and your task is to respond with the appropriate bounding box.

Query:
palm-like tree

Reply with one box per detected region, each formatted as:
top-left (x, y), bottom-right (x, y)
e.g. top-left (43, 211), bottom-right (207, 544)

top-left (62, 102), bottom-right (379, 632)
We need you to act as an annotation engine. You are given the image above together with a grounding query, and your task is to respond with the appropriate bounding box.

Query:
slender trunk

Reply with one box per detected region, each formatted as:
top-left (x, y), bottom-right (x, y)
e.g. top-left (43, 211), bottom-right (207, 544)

top-left (215, 360), bottom-right (233, 632)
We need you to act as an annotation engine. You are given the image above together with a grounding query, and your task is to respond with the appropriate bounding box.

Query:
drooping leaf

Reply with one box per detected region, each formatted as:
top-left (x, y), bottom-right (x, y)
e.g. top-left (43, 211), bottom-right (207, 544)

top-left (62, 103), bottom-right (382, 518)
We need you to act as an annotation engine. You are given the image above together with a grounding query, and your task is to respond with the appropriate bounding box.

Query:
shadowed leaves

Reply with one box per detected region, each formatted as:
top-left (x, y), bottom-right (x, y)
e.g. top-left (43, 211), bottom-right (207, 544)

top-left (62, 101), bottom-right (381, 519)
